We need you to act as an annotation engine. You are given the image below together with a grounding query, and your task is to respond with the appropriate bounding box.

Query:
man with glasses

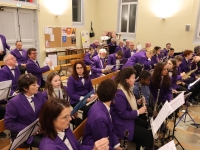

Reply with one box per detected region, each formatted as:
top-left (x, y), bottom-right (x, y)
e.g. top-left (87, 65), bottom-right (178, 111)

top-left (0, 54), bottom-right (20, 95)
top-left (0, 34), bottom-right (10, 61)
top-left (26, 48), bottom-right (52, 88)
top-left (11, 41), bottom-right (28, 74)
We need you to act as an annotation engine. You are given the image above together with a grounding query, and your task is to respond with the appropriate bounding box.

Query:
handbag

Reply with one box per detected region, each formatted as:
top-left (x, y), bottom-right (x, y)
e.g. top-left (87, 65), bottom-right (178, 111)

top-left (89, 21), bottom-right (95, 37)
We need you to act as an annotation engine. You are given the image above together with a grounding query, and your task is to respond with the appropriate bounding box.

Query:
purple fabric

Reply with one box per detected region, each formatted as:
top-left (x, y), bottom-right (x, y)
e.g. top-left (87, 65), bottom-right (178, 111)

top-left (0, 65), bottom-right (20, 95)
top-left (84, 52), bottom-right (93, 65)
top-left (115, 46), bottom-right (123, 53)
top-left (0, 34), bottom-right (10, 53)
top-left (107, 53), bottom-right (123, 71)
top-left (66, 76), bottom-right (93, 105)
top-left (108, 42), bottom-right (117, 47)
top-left (124, 49), bottom-right (137, 59)
top-left (179, 57), bottom-right (196, 78)
top-left (10, 48), bottom-right (28, 65)
top-left (91, 55), bottom-right (104, 79)
top-left (39, 128), bottom-right (92, 150)
top-left (160, 48), bottom-right (168, 57)
top-left (151, 54), bottom-right (162, 65)
top-left (4, 92), bottom-right (46, 134)
top-left (82, 101), bottom-right (119, 149)
top-left (110, 90), bottom-right (138, 141)
top-left (26, 58), bottom-right (50, 86)
top-left (42, 86), bottom-right (67, 100)
top-left (90, 43), bottom-right (98, 49)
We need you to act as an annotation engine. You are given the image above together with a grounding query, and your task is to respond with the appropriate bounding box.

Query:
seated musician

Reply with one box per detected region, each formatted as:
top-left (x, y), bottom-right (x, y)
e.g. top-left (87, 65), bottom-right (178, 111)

top-left (107, 50), bottom-right (124, 71)
top-left (10, 41), bottom-right (28, 74)
top-left (82, 79), bottom-right (122, 150)
top-left (160, 43), bottom-right (171, 57)
top-left (151, 46), bottom-right (162, 65)
top-left (110, 67), bottom-right (153, 150)
top-left (26, 48), bottom-right (52, 88)
top-left (92, 45), bottom-right (102, 58)
top-left (4, 74), bottom-right (46, 147)
top-left (108, 38), bottom-right (117, 47)
top-left (149, 62), bottom-right (172, 104)
top-left (0, 54), bottom-right (20, 95)
top-left (84, 46), bottom-right (95, 65)
top-left (162, 48), bottom-right (174, 62)
top-left (123, 48), bottom-right (155, 70)
top-left (90, 40), bottom-right (99, 49)
top-left (39, 98), bottom-right (109, 150)
top-left (67, 61), bottom-right (96, 120)
top-left (123, 39), bottom-right (130, 51)
top-left (115, 40), bottom-right (124, 53)
top-left (91, 49), bottom-right (111, 79)
top-left (124, 42), bottom-right (137, 60)
top-left (133, 70), bottom-right (153, 120)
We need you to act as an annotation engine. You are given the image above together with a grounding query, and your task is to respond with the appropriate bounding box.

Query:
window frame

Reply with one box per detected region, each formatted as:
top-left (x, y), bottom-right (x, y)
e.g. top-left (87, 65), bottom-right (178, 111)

top-left (118, 0), bottom-right (138, 37)
top-left (72, 0), bottom-right (84, 27)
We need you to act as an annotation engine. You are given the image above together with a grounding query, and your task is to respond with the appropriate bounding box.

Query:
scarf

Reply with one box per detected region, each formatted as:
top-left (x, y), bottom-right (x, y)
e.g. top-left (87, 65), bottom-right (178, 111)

top-left (117, 84), bottom-right (138, 110)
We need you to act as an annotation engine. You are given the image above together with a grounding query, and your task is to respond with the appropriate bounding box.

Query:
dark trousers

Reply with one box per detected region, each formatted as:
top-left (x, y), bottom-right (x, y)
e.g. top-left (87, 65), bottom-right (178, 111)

top-left (18, 66), bottom-right (26, 75)
top-left (132, 118), bottom-right (153, 150)
top-left (0, 53), bottom-right (5, 61)
top-left (0, 105), bottom-right (5, 120)
top-left (71, 103), bottom-right (91, 120)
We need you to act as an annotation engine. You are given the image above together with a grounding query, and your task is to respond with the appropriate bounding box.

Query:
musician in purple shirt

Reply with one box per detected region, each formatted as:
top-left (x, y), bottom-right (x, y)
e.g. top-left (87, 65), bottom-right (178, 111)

top-left (115, 40), bottom-right (124, 53)
top-left (84, 47), bottom-right (94, 65)
top-left (0, 34), bottom-right (10, 61)
top-left (107, 50), bottom-right (124, 71)
top-left (39, 98), bottom-right (109, 150)
top-left (151, 46), bottom-right (162, 65)
top-left (123, 40), bottom-right (130, 51)
top-left (124, 42), bottom-right (137, 60)
top-left (10, 41), bottom-right (28, 74)
top-left (90, 40), bottom-right (99, 49)
top-left (160, 43), bottom-right (171, 57)
top-left (162, 48), bottom-right (174, 62)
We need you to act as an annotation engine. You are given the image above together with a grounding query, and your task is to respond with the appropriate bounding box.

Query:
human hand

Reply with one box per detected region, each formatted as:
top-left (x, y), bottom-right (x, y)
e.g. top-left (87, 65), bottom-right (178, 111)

top-left (47, 60), bottom-right (52, 66)
top-left (138, 106), bottom-right (147, 115)
top-left (93, 138), bottom-right (109, 150)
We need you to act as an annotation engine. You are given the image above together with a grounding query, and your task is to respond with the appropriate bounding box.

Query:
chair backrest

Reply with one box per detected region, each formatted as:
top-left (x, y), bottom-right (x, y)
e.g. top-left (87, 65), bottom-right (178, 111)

top-left (0, 119), bottom-right (6, 133)
top-left (73, 119), bottom-right (87, 140)
top-left (0, 61), bottom-right (4, 67)
top-left (58, 53), bottom-right (85, 61)
top-left (70, 58), bottom-right (84, 66)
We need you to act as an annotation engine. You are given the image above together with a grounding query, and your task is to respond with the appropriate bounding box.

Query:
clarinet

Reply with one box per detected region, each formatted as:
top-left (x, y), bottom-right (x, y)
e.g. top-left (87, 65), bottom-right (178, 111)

top-left (122, 130), bottom-right (129, 150)
top-left (138, 83), bottom-right (151, 130)
top-left (153, 76), bottom-right (163, 117)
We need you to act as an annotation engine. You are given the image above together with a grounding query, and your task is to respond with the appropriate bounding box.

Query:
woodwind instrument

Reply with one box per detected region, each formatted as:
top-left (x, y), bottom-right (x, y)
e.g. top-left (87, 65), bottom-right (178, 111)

top-left (138, 83), bottom-right (151, 130)
top-left (122, 130), bottom-right (129, 150)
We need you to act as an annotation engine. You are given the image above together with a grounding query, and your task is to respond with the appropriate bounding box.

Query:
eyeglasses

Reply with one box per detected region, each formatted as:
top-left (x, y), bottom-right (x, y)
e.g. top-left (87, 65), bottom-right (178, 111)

top-left (31, 52), bottom-right (38, 55)
top-left (76, 67), bottom-right (83, 69)
top-left (7, 57), bottom-right (16, 61)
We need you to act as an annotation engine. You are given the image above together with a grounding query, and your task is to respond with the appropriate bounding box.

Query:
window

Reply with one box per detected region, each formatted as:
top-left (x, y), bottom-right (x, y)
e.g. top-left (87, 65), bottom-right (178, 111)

top-left (72, 0), bottom-right (82, 23)
top-left (119, 0), bottom-right (138, 33)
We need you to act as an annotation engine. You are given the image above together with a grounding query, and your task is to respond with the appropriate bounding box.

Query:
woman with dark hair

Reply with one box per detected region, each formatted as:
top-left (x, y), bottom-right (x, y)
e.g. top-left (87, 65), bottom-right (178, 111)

top-left (110, 67), bottom-right (153, 150)
top-left (151, 46), bottom-right (162, 65)
top-left (150, 62), bottom-right (172, 103)
top-left (4, 73), bottom-right (46, 147)
top-left (82, 79), bottom-right (122, 150)
top-left (133, 63), bottom-right (144, 80)
top-left (67, 61), bottom-right (96, 120)
top-left (39, 98), bottom-right (109, 150)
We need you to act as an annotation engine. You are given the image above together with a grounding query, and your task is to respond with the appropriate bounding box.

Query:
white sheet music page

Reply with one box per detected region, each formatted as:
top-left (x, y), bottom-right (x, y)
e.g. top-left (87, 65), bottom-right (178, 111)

top-left (153, 101), bottom-right (173, 135)
top-left (169, 92), bottom-right (184, 116)
top-left (105, 65), bottom-right (114, 71)
top-left (158, 140), bottom-right (177, 150)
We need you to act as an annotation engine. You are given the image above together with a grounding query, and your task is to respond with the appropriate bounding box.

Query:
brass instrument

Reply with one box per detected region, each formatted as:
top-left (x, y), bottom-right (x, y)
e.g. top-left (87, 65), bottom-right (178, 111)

top-left (122, 130), bottom-right (129, 150)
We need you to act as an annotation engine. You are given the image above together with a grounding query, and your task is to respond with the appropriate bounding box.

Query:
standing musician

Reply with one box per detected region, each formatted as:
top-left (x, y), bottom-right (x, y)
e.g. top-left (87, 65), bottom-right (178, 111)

top-left (123, 48), bottom-right (155, 70)
top-left (0, 34), bottom-right (10, 61)
top-left (0, 54), bottom-right (20, 96)
top-left (151, 46), bottom-right (162, 65)
top-left (110, 67), bottom-right (153, 150)
top-left (133, 70), bottom-right (153, 122)
top-left (67, 61), bottom-right (96, 120)
top-left (39, 98), bottom-right (109, 150)
top-left (10, 41), bottom-right (28, 74)
top-left (4, 74), bottom-right (46, 147)
top-left (82, 79), bottom-right (122, 150)
top-left (150, 62), bottom-right (172, 104)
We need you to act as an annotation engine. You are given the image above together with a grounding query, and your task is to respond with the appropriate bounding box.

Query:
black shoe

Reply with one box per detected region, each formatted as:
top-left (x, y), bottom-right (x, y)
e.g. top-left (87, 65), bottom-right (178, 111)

top-left (190, 99), bottom-right (198, 105)
top-left (0, 132), bottom-right (7, 138)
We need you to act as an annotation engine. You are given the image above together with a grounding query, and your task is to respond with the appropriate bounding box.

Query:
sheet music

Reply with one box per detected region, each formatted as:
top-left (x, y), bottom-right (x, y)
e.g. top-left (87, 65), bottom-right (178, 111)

top-left (105, 65), bottom-right (114, 71)
top-left (188, 78), bottom-right (200, 90)
top-left (48, 54), bottom-right (58, 67)
top-left (10, 119), bottom-right (40, 150)
top-left (158, 140), bottom-right (177, 150)
top-left (151, 101), bottom-right (173, 137)
top-left (43, 57), bottom-right (54, 70)
top-left (0, 80), bottom-right (12, 101)
top-left (169, 92), bottom-right (184, 115)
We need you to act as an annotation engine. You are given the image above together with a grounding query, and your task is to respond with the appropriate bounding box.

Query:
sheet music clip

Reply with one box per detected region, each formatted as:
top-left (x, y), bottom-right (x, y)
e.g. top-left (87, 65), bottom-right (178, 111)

top-left (9, 119), bottom-right (40, 150)
top-left (71, 90), bottom-right (94, 116)
top-left (150, 118), bottom-right (158, 139)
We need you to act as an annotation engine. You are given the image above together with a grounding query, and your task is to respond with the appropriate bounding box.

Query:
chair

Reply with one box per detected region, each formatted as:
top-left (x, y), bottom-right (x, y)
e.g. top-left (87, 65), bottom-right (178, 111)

top-left (73, 119), bottom-right (87, 141)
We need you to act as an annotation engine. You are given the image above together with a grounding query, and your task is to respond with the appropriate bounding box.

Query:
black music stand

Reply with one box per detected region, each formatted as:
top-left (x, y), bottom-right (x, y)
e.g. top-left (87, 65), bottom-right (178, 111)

top-left (9, 119), bottom-right (40, 150)
top-left (0, 80), bottom-right (12, 103)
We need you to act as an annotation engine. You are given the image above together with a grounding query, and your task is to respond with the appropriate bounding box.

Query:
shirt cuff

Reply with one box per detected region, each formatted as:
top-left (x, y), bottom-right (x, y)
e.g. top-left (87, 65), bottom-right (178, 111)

top-left (79, 96), bottom-right (84, 101)
top-left (137, 110), bottom-right (139, 116)
top-left (114, 143), bottom-right (120, 149)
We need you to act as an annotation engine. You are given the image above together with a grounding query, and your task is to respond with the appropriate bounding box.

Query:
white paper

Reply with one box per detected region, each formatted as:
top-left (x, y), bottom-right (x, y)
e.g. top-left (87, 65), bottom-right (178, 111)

top-left (10, 119), bottom-right (40, 150)
top-left (43, 57), bottom-right (54, 70)
top-left (158, 140), bottom-right (177, 150)
top-left (105, 65), bottom-right (114, 71)
top-left (188, 78), bottom-right (200, 90)
top-left (0, 80), bottom-right (12, 100)
top-left (48, 28), bottom-right (53, 35)
top-left (44, 27), bottom-right (49, 34)
top-left (169, 92), bottom-right (184, 115)
top-left (151, 101), bottom-right (173, 137)
top-left (48, 54), bottom-right (57, 67)
top-left (50, 34), bottom-right (55, 41)
top-left (137, 44), bottom-right (142, 51)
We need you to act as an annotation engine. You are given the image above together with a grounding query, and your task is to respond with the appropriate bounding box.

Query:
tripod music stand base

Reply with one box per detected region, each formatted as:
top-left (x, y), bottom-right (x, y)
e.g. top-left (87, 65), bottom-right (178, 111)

top-left (191, 123), bottom-right (200, 128)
